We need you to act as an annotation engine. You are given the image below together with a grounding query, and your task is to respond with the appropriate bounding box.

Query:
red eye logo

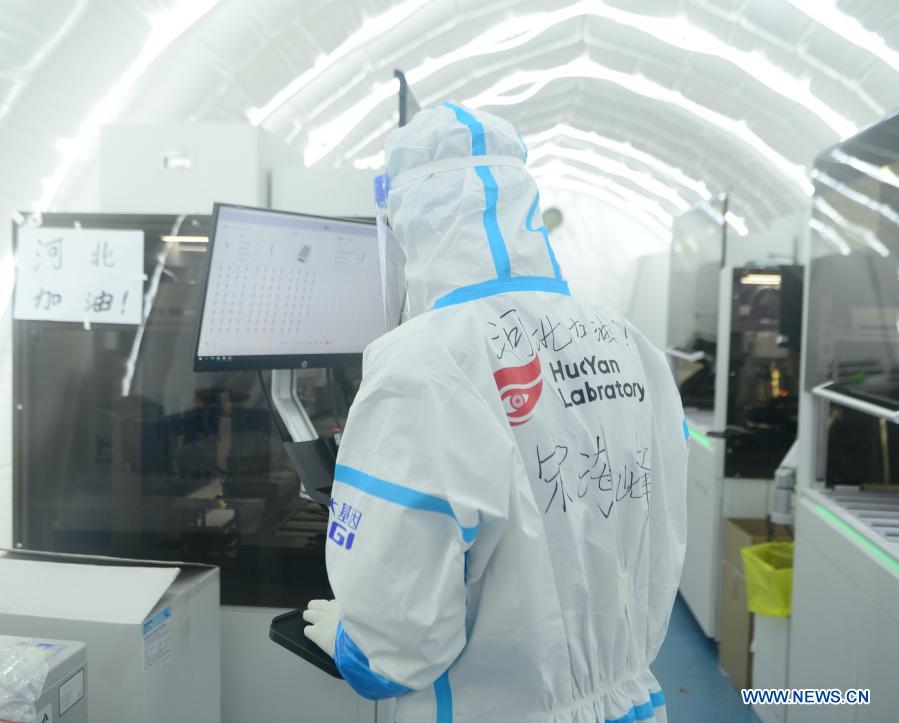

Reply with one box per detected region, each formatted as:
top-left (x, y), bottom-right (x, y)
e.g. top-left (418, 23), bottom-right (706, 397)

top-left (493, 356), bottom-right (543, 427)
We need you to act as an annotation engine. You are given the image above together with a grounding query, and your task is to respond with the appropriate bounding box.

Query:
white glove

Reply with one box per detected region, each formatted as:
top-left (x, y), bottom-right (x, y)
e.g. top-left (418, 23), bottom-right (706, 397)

top-left (302, 599), bottom-right (339, 658)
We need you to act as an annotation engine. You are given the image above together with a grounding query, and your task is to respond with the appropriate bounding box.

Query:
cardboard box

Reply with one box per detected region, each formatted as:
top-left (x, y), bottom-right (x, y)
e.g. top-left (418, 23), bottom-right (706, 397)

top-left (751, 615), bottom-right (790, 723)
top-left (720, 555), bottom-right (753, 688)
top-left (718, 518), bottom-right (791, 689)
top-left (0, 550), bottom-right (220, 723)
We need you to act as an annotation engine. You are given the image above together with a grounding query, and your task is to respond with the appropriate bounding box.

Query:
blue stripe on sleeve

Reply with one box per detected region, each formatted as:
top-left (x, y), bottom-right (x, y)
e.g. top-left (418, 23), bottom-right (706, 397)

top-left (434, 670), bottom-right (453, 723)
top-left (632, 700), bottom-right (656, 720)
top-left (605, 695), bottom-right (663, 723)
top-left (334, 623), bottom-right (411, 700)
top-left (683, 417), bottom-right (690, 442)
top-left (334, 464), bottom-right (478, 542)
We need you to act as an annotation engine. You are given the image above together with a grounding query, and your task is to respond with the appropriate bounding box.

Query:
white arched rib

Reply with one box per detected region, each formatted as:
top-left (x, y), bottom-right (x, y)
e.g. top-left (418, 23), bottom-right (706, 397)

top-left (532, 171), bottom-right (671, 242)
top-left (464, 57), bottom-right (814, 198)
top-left (787, 0), bottom-right (899, 76)
top-left (525, 124), bottom-right (713, 200)
top-left (527, 144), bottom-right (692, 213)
top-left (533, 160), bottom-right (673, 228)
top-left (247, 0), bottom-right (432, 126)
top-left (274, 0), bottom-right (856, 166)
top-left (0, 0), bottom-right (90, 123)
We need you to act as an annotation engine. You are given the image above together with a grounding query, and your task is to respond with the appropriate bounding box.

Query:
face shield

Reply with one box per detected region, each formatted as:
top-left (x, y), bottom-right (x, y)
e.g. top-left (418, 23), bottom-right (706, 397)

top-left (374, 171), bottom-right (408, 327)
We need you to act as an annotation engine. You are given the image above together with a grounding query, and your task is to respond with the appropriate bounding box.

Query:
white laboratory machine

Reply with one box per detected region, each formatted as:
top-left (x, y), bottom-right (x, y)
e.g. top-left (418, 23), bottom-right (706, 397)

top-left (787, 112), bottom-right (899, 723)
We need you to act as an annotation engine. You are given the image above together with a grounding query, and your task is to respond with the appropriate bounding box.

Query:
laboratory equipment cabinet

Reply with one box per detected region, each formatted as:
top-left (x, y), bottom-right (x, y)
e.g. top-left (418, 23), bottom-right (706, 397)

top-left (789, 111), bottom-right (899, 722)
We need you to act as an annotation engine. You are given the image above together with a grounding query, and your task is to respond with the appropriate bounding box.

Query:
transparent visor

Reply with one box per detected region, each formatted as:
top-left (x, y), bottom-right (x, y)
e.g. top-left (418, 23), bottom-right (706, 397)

top-left (373, 172), bottom-right (407, 326)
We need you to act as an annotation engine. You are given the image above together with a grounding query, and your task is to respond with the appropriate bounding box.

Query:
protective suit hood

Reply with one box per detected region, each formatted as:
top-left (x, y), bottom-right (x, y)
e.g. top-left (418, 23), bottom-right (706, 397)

top-left (383, 103), bottom-right (568, 316)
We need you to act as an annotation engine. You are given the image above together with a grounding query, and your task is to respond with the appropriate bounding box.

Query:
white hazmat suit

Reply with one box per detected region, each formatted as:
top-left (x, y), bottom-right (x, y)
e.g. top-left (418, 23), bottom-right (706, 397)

top-left (316, 104), bottom-right (688, 723)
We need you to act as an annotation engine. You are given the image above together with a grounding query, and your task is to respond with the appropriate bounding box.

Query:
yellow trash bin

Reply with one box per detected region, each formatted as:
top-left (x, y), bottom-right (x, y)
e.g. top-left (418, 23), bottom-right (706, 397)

top-left (740, 542), bottom-right (794, 617)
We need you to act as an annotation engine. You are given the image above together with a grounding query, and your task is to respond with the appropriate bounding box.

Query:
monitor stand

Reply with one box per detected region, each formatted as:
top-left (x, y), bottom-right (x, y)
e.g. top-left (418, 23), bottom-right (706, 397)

top-left (270, 368), bottom-right (336, 506)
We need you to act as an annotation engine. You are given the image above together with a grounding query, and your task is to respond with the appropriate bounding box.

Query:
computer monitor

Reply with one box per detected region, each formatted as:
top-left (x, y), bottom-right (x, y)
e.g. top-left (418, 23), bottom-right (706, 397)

top-left (194, 204), bottom-right (399, 371)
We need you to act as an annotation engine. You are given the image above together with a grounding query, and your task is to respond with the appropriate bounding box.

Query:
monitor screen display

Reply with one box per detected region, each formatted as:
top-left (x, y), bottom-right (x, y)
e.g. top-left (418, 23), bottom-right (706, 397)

top-left (195, 204), bottom-right (396, 371)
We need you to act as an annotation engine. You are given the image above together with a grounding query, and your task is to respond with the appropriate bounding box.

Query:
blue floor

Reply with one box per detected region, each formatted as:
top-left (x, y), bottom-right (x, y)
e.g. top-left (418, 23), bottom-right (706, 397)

top-left (653, 595), bottom-right (761, 723)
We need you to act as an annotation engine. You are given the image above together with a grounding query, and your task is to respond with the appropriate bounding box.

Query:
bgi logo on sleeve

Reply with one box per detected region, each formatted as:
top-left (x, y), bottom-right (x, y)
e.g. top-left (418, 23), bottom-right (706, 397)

top-left (328, 499), bottom-right (362, 549)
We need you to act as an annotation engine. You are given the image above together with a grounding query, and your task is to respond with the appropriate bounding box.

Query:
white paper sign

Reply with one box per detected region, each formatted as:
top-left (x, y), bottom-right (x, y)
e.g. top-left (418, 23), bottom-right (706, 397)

top-left (13, 227), bottom-right (144, 324)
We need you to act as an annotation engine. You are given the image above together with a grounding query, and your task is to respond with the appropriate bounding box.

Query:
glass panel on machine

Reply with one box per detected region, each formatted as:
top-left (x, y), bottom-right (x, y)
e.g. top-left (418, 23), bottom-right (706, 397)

top-left (14, 213), bottom-right (356, 606)
top-left (806, 112), bottom-right (899, 490)
top-left (667, 196), bottom-right (727, 409)
top-left (724, 266), bottom-right (803, 478)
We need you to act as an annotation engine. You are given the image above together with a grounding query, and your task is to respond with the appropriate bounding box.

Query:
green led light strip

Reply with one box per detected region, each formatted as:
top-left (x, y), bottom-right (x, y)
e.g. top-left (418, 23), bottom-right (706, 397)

top-left (688, 428), bottom-right (713, 448)
top-left (815, 504), bottom-right (899, 575)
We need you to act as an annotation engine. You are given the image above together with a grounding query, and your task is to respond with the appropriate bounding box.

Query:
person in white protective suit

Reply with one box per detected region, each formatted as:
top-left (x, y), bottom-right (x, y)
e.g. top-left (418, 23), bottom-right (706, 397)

top-left (303, 103), bottom-right (689, 723)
